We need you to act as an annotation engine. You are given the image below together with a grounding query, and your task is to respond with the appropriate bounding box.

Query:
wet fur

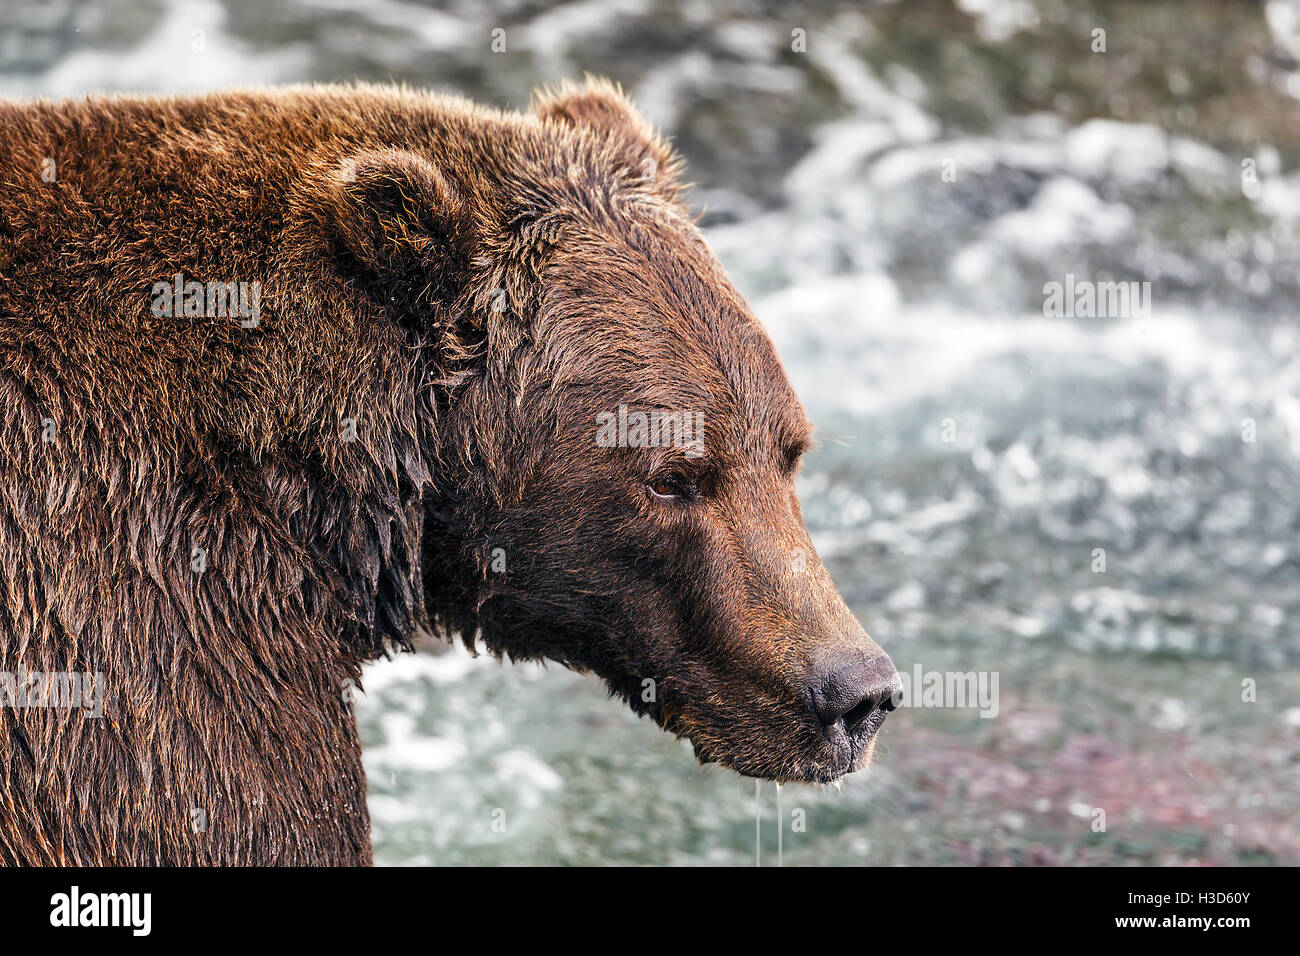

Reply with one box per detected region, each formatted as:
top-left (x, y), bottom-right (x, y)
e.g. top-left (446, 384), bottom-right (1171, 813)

top-left (0, 80), bottom-right (880, 865)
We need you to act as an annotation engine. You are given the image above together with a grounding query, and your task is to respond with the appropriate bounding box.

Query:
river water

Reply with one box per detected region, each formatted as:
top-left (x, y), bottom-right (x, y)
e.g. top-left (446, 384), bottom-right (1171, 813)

top-left (3, 0), bottom-right (1298, 865)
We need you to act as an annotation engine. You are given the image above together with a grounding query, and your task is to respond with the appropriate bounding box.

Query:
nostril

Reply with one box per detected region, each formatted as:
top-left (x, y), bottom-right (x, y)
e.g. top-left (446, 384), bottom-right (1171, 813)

top-left (840, 694), bottom-right (880, 733)
top-left (811, 655), bottom-right (900, 734)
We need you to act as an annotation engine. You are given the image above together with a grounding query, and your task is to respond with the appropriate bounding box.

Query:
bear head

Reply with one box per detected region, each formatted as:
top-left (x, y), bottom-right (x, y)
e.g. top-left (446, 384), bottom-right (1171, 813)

top-left (316, 78), bottom-right (900, 783)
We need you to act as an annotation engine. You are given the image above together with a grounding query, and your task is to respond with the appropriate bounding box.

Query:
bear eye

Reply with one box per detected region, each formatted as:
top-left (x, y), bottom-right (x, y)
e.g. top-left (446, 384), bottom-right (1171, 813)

top-left (784, 443), bottom-right (806, 474)
top-left (647, 474), bottom-right (697, 500)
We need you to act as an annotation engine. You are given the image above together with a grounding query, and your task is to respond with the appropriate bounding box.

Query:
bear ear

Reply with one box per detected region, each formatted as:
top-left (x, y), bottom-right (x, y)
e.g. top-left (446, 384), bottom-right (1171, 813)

top-left (321, 148), bottom-right (474, 310)
top-left (533, 77), bottom-right (683, 196)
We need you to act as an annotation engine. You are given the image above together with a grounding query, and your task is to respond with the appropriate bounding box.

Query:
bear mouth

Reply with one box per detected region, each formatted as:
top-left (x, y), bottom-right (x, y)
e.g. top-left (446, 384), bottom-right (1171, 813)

top-left (677, 711), bottom-right (887, 784)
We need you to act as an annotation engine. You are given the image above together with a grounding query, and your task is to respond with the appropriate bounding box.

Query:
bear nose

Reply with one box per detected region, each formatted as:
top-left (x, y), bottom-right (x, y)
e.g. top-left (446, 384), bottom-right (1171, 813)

top-left (810, 654), bottom-right (901, 734)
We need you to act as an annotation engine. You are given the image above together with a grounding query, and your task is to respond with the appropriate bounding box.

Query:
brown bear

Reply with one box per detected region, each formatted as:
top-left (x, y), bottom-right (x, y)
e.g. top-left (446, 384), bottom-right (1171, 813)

top-left (0, 78), bottom-right (899, 865)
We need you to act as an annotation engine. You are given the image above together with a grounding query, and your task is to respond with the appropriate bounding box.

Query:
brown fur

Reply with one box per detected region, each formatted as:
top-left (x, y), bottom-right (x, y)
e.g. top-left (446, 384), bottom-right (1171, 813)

top-left (0, 80), bottom-right (892, 865)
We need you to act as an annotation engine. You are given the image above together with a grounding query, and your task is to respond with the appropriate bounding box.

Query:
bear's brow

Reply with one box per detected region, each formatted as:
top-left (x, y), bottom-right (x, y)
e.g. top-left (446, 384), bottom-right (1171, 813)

top-left (774, 418), bottom-right (813, 461)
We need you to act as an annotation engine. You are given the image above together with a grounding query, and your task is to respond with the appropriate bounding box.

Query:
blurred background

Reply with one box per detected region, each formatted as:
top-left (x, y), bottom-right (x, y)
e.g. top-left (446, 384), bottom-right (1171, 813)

top-left (4, 0), bottom-right (1298, 865)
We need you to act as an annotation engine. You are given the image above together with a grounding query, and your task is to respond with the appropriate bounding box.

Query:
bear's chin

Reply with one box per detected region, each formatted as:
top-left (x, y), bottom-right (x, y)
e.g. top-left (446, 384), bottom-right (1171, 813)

top-left (685, 730), bottom-right (879, 785)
